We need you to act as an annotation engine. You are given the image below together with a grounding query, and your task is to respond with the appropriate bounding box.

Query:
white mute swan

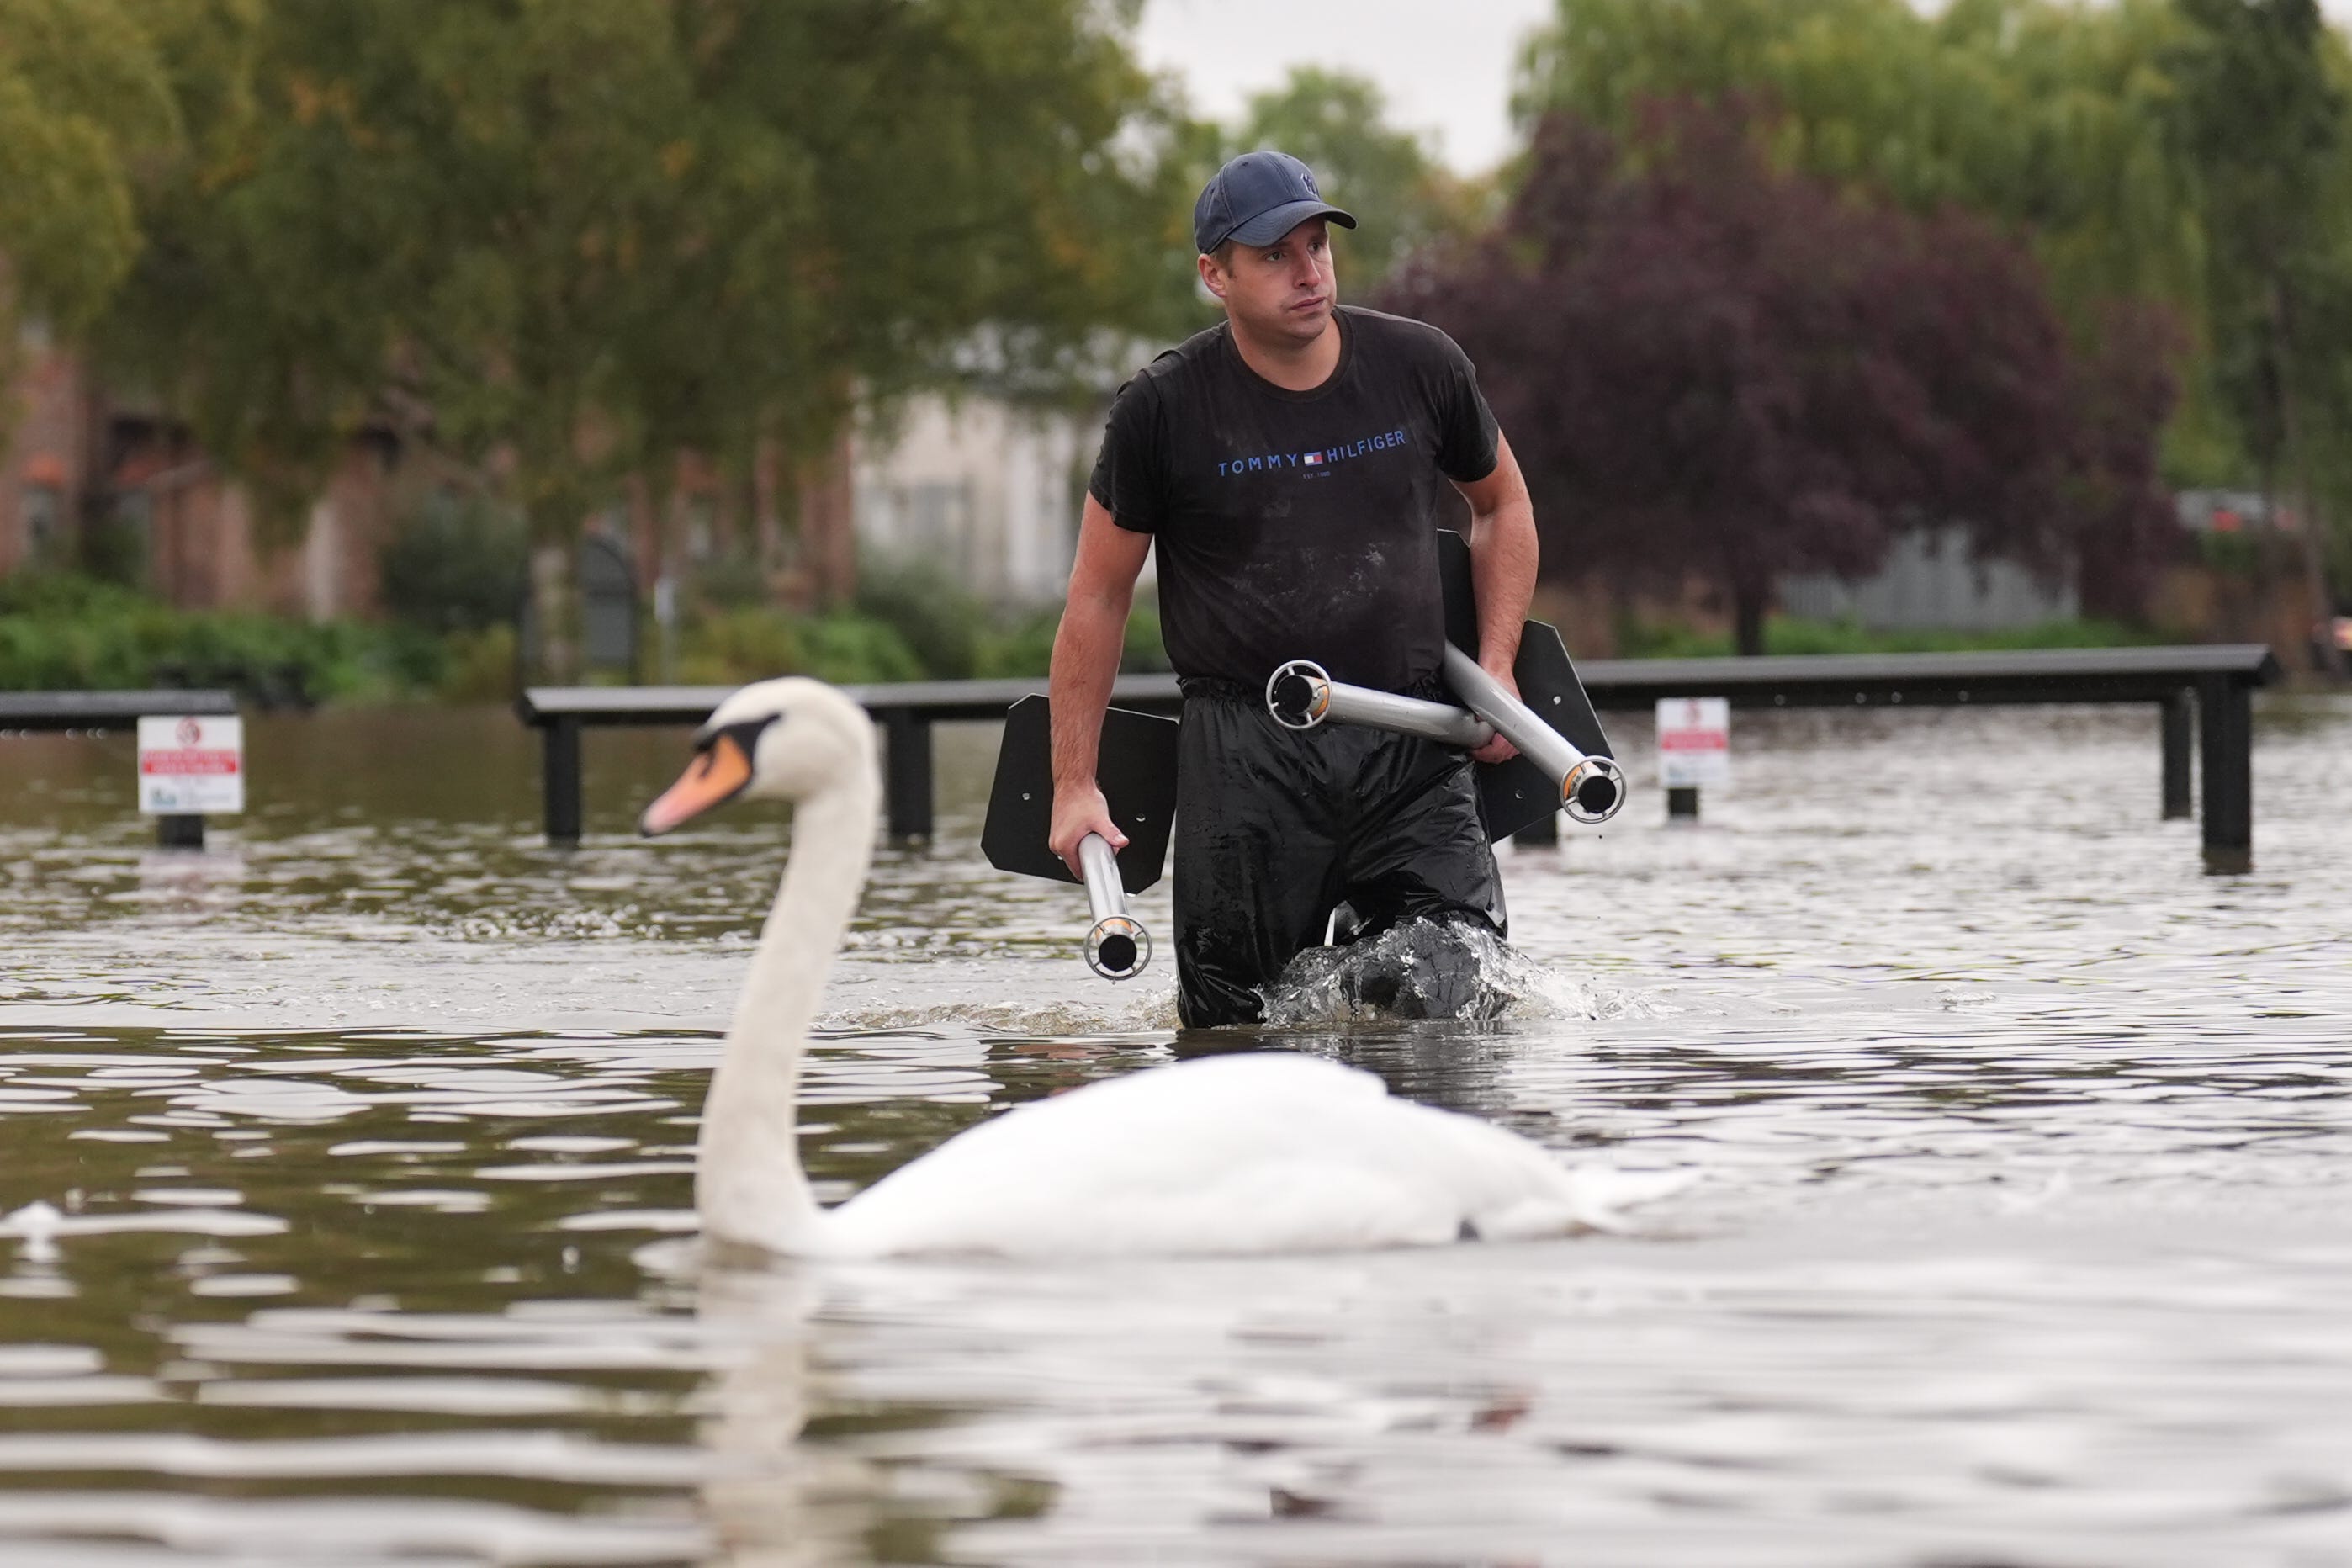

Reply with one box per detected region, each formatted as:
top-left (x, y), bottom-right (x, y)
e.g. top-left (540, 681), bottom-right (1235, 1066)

top-left (643, 677), bottom-right (1663, 1258)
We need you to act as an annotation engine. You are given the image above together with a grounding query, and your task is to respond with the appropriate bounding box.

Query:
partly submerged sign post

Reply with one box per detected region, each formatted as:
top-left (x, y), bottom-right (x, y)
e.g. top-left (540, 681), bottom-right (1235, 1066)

top-left (1655, 697), bottom-right (1730, 818)
top-left (138, 714), bottom-right (244, 849)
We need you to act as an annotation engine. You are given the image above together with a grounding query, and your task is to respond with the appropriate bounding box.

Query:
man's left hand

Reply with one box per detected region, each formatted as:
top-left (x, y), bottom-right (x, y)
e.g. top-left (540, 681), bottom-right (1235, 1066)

top-left (1470, 657), bottom-right (1520, 764)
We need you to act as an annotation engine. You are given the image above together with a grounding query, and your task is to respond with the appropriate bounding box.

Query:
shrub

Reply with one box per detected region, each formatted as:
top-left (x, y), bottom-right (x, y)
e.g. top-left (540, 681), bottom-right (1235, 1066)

top-left (853, 562), bottom-right (985, 679)
top-left (689, 544), bottom-right (771, 611)
top-left (378, 495), bottom-right (530, 633)
top-left (672, 607), bottom-right (925, 686)
top-left (1123, 604), bottom-right (1171, 672)
top-left (799, 613), bottom-right (925, 684)
top-left (974, 610), bottom-right (1061, 678)
top-left (676, 608), bottom-right (806, 685)
top-left (967, 602), bottom-right (1173, 681)
top-left (436, 624), bottom-right (519, 702)
top-left (0, 571), bottom-right (407, 702)
top-left (1613, 612), bottom-right (2161, 660)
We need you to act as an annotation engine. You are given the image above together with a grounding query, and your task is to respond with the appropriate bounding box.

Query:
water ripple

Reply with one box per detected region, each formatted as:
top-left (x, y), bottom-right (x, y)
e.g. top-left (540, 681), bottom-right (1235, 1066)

top-left (0, 700), bottom-right (2344, 1564)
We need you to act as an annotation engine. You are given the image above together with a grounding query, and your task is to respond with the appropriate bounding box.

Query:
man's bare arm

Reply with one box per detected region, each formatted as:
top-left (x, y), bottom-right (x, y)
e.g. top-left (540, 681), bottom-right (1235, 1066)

top-left (1450, 431), bottom-right (1540, 764)
top-left (1047, 495), bottom-right (1154, 875)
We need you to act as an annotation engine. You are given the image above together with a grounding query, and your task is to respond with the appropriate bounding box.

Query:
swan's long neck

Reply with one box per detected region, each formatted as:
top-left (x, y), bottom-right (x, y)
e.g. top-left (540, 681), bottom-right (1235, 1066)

top-left (696, 755), bottom-right (877, 1253)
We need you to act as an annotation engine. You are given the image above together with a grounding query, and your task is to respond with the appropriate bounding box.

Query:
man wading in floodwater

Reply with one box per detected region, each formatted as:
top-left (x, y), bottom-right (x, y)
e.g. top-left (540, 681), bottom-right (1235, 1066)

top-left (1048, 150), bottom-right (1542, 1027)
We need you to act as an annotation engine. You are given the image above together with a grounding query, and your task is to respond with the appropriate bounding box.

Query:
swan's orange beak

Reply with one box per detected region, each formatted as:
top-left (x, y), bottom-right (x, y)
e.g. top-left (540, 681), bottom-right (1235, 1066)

top-left (640, 732), bottom-right (755, 836)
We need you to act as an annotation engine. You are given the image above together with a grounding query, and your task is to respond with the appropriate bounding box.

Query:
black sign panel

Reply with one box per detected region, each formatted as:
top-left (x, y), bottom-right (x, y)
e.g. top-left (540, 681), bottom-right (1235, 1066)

top-left (981, 696), bottom-right (1179, 893)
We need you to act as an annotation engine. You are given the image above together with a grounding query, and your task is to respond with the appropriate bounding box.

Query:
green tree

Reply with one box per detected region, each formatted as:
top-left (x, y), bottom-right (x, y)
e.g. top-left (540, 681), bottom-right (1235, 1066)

top-left (1230, 67), bottom-right (1483, 295)
top-left (0, 0), bottom-right (186, 360)
top-left (2167, 0), bottom-right (2348, 667)
top-left (83, 0), bottom-right (1189, 542)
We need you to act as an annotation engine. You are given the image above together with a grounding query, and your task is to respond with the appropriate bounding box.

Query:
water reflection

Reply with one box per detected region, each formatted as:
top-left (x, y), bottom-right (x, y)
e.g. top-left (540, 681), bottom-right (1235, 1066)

top-left (0, 699), bottom-right (2346, 1562)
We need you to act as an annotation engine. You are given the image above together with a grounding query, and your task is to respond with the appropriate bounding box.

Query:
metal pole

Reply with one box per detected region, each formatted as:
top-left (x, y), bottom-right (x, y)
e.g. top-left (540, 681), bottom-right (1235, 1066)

top-left (544, 716), bottom-right (582, 847)
top-left (1440, 646), bottom-right (1628, 824)
top-left (1281, 673), bottom-right (1493, 749)
top-left (2161, 690), bottom-right (2194, 821)
top-left (1667, 787), bottom-right (1700, 819)
top-left (1077, 832), bottom-right (1150, 979)
top-left (2196, 674), bottom-right (2253, 873)
top-left (1268, 657), bottom-right (1626, 824)
top-left (156, 814), bottom-right (205, 850)
top-left (882, 710), bottom-right (933, 840)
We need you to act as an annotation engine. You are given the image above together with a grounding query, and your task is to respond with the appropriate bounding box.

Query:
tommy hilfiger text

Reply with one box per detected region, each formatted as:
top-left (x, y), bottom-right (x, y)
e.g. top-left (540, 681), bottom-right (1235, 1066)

top-left (1216, 427), bottom-right (1410, 476)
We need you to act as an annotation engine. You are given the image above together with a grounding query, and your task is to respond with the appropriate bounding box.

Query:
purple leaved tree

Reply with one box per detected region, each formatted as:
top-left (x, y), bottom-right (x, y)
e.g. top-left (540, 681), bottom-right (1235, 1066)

top-left (1384, 102), bottom-right (2178, 652)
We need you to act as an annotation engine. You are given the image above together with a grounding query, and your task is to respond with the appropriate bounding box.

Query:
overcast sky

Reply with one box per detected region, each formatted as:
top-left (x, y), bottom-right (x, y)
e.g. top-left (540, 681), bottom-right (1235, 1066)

top-left (1136, 0), bottom-right (2352, 176)
top-left (1134, 0), bottom-right (1555, 173)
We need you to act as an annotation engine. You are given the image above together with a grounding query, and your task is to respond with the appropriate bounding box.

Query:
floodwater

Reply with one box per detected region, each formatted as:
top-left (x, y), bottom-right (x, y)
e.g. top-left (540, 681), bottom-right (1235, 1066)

top-left (0, 696), bottom-right (2347, 1565)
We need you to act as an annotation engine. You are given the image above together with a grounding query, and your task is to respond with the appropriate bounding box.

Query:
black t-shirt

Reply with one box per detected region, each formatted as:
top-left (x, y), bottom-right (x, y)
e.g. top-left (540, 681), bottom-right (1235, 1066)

top-left (1087, 305), bottom-right (1500, 693)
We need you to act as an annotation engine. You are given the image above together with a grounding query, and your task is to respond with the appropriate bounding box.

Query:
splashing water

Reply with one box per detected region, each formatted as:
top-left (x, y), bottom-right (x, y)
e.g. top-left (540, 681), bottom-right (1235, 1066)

top-left (1258, 916), bottom-right (1647, 1026)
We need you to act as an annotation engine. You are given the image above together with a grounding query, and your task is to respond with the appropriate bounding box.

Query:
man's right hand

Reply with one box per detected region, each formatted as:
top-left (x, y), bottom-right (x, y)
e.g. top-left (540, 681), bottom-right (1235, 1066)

top-left (1049, 784), bottom-right (1127, 879)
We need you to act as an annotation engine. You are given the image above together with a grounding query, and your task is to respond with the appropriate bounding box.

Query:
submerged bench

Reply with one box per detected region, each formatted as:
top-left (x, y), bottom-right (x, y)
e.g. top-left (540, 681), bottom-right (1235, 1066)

top-left (1575, 644), bottom-right (2278, 868)
top-left (0, 689), bottom-right (238, 731)
top-left (0, 689), bottom-right (241, 848)
top-left (517, 676), bottom-right (1184, 849)
top-left (517, 644), bottom-right (2281, 869)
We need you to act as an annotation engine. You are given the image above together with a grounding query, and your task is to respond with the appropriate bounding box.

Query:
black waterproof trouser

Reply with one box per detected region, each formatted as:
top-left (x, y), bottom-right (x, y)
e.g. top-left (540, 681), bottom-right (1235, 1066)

top-left (1172, 687), bottom-right (1507, 1028)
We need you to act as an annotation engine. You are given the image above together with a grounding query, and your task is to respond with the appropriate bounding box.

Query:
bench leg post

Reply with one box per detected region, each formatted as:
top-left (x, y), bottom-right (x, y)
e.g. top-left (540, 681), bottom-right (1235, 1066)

top-left (544, 717), bottom-right (583, 847)
top-left (156, 814), bottom-right (205, 850)
top-left (2196, 675), bottom-right (2252, 872)
top-left (2161, 691), bottom-right (2194, 820)
top-left (882, 712), bottom-right (933, 840)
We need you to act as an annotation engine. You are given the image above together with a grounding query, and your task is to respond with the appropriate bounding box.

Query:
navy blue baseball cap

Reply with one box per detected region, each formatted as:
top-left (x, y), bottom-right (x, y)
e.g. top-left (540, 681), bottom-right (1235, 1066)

top-left (1193, 151), bottom-right (1357, 254)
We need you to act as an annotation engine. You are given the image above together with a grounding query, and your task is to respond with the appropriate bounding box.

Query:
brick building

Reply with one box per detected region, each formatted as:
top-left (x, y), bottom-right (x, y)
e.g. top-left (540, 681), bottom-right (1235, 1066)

top-left (3, 337), bottom-right (408, 617)
top-left (2, 340), bottom-right (862, 622)
top-left (0, 336), bottom-right (93, 579)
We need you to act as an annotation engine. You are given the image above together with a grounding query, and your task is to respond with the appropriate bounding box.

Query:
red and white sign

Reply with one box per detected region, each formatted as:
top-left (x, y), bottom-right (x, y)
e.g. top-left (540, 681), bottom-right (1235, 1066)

top-left (1655, 697), bottom-right (1730, 788)
top-left (137, 715), bottom-right (245, 814)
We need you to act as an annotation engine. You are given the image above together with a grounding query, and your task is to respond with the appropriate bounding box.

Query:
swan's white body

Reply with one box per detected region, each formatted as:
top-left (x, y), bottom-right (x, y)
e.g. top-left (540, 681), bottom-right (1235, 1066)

top-left (672, 679), bottom-right (1629, 1260)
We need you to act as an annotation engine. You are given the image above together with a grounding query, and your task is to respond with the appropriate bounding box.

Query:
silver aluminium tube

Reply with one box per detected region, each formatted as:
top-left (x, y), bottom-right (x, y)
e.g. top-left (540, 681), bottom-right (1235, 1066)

top-left (1438, 645), bottom-right (1625, 824)
top-left (1265, 655), bottom-right (1626, 825)
top-left (1076, 831), bottom-right (1151, 980)
top-left (1267, 660), bottom-right (1490, 748)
